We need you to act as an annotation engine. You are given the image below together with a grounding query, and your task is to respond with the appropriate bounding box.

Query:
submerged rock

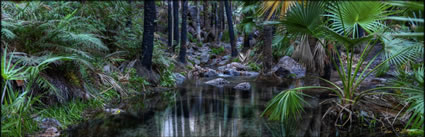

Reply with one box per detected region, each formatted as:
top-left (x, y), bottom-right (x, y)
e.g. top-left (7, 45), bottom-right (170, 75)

top-left (233, 82), bottom-right (251, 91)
top-left (205, 78), bottom-right (230, 87)
top-left (173, 73), bottom-right (186, 85)
top-left (272, 56), bottom-right (306, 79)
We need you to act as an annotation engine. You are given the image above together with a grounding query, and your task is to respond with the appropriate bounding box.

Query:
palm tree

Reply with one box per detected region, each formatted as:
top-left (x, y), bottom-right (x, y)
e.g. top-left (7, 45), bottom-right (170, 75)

top-left (178, 0), bottom-right (188, 63)
top-left (172, 0), bottom-right (179, 52)
top-left (141, 0), bottom-right (156, 70)
top-left (263, 25), bottom-right (273, 72)
top-left (224, 0), bottom-right (238, 57)
top-left (168, 0), bottom-right (173, 48)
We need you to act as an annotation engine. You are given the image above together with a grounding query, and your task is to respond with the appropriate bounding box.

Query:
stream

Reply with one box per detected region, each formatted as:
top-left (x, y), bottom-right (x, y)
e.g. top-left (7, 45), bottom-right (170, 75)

top-left (64, 76), bottom-right (396, 137)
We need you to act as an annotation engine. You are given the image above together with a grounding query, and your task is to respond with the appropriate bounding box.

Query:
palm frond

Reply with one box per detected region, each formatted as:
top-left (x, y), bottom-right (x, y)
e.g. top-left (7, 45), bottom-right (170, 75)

top-left (325, 1), bottom-right (393, 38)
top-left (292, 35), bottom-right (314, 70)
top-left (258, 1), bottom-right (297, 20)
top-left (381, 33), bottom-right (424, 66)
top-left (262, 90), bottom-right (310, 122)
top-left (281, 1), bottom-right (325, 37)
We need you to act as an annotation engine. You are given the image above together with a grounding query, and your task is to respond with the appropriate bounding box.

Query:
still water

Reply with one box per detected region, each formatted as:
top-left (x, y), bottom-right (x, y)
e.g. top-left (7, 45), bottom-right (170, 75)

top-left (65, 76), bottom-right (392, 137)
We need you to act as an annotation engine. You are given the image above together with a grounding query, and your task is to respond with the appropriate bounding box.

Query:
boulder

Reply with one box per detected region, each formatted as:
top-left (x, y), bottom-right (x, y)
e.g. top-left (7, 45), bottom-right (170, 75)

top-left (202, 68), bottom-right (218, 77)
top-left (233, 82), bottom-right (251, 91)
top-left (173, 73), bottom-right (186, 85)
top-left (200, 52), bottom-right (210, 64)
top-left (205, 78), bottom-right (230, 87)
top-left (227, 62), bottom-right (249, 71)
top-left (272, 56), bottom-right (306, 79)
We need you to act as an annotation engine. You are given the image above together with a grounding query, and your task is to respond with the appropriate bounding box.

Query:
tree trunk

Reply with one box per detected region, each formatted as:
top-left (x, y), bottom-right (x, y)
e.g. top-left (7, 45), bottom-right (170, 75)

top-left (219, 1), bottom-right (225, 31)
top-left (203, 1), bottom-right (210, 30)
top-left (195, 0), bottom-right (201, 41)
top-left (178, 0), bottom-right (188, 63)
top-left (172, 0), bottom-right (180, 52)
top-left (224, 0), bottom-right (238, 57)
top-left (263, 25), bottom-right (273, 72)
top-left (211, 3), bottom-right (215, 30)
top-left (218, 1), bottom-right (225, 43)
top-left (141, 0), bottom-right (156, 70)
top-left (168, 0), bottom-right (173, 48)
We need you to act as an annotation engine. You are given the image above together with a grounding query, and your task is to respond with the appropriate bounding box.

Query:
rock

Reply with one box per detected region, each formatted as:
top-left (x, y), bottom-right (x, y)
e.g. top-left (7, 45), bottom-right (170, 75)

top-left (104, 108), bottom-right (125, 115)
top-left (202, 43), bottom-right (211, 47)
top-left (202, 69), bottom-right (218, 77)
top-left (218, 60), bottom-right (228, 66)
top-left (200, 52), bottom-right (210, 64)
top-left (210, 58), bottom-right (218, 66)
top-left (224, 68), bottom-right (241, 76)
top-left (227, 62), bottom-right (249, 71)
top-left (223, 43), bottom-right (231, 50)
top-left (233, 82), bottom-right (251, 91)
top-left (33, 127), bottom-right (60, 137)
top-left (205, 78), bottom-right (230, 87)
top-left (244, 71), bottom-right (259, 77)
top-left (371, 78), bottom-right (387, 84)
top-left (222, 55), bottom-right (231, 60)
top-left (38, 118), bottom-right (62, 129)
top-left (103, 64), bottom-right (111, 74)
top-left (173, 73), bottom-right (185, 85)
top-left (335, 81), bottom-right (343, 86)
top-left (272, 56), bottom-right (306, 79)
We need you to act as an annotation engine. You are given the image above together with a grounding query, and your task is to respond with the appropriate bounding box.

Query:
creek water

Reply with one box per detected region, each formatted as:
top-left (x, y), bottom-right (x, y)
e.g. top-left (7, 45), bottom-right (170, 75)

top-left (65, 76), bottom-right (395, 137)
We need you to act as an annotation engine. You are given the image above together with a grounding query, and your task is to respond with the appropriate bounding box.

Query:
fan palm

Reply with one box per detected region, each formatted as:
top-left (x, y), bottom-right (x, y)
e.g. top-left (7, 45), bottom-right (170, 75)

top-left (390, 65), bottom-right (424, 129)
top-left (381, 33), bottom-right (424, 67)
top-left (325, 1), bottom-right (393, 38)
top-left (262, 1), bottom-right (419, 126)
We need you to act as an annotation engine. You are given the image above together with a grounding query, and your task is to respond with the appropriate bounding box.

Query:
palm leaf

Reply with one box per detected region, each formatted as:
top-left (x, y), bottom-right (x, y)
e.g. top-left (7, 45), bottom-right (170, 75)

top-left (325, 1), bottom-right (393, 38)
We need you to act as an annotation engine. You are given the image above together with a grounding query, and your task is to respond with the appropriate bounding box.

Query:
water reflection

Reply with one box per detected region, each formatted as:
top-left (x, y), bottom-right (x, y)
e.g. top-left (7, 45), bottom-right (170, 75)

top-left (66, 77), bottom-right (360, 137)
top-left (137, 78), bottom-right (315, 137)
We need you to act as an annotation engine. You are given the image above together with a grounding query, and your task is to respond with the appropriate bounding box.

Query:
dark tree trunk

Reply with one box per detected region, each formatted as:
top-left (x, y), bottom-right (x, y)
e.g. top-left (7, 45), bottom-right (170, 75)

top-left (141, 0), bottom-right (156, 70)
top-left (211, 3), bottom-right (215, 29)
top-left (242, 33), bottom-right (253, 51)
top-left (178, 0), bottom-right (188, 63)
top-left (213, 2), bottom-right (219, 42)
top-left (263, 25), bottom-right (273, 72)
top-left (203, 1), bottom-right (210, 30)
top-left (173, 0), bottom-right (180, 52)
top-left (218, 1), bottom-right (225, 42)
top-left (219, 1), bottom-right (225, 31)
top-left (224, 0), bottom-right (238, 57)
top-left (168, 0), bottom-right (173, 48)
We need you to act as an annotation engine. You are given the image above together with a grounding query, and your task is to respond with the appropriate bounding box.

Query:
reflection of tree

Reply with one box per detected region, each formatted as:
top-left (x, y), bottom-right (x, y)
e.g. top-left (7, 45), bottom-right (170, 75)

top-left (155, 83), bottom-right (318, 137)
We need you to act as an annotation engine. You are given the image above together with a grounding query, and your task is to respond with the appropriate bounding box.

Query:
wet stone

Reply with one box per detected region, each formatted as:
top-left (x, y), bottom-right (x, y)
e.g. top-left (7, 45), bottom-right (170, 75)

top-left (233, 82), bottom-right (251, 91)
top-left (204, 78), bottom-right (230, 87)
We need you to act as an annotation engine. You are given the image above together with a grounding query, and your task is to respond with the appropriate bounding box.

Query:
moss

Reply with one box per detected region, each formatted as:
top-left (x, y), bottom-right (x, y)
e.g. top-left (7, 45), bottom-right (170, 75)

top-left (248, 62), bottom-right (260, 72)
top-left (232, 57), bottom-right (240, 63)
top-left (65, 71), bottom-right (81, 87)
top-left (210, 47), bottom-right (225, 55)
